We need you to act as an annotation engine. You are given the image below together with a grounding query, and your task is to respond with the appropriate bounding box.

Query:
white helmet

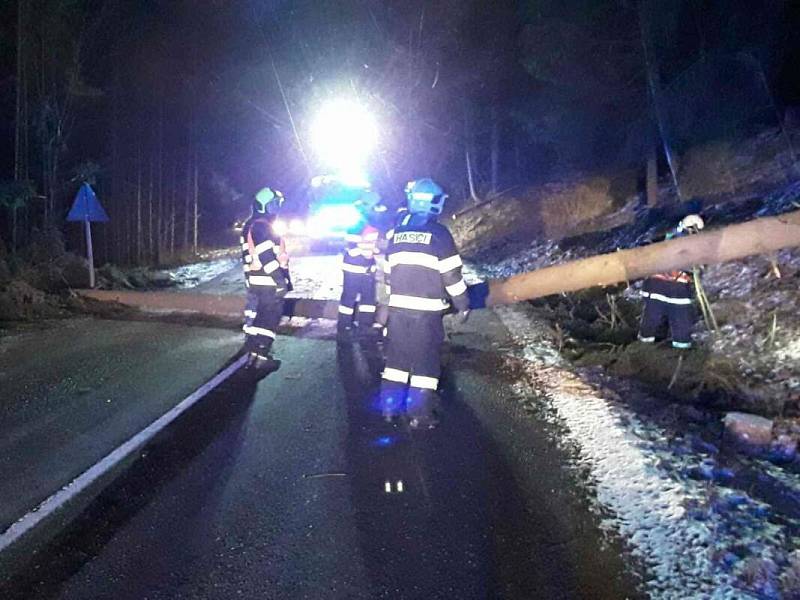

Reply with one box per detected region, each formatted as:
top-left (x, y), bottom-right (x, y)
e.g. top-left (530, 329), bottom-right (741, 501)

top-left (678, 214), bottom-right (704, 233)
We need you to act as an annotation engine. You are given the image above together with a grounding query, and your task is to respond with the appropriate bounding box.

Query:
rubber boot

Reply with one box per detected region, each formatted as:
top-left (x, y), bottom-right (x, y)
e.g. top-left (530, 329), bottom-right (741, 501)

top-left (247, 347), bottom-right (281, 375)
top-left (337, 317), bottom-right (353, 343)
top-left (407, 388), bottom-right (440, 430)
top-left (379, 383), bottom-right (406, 423)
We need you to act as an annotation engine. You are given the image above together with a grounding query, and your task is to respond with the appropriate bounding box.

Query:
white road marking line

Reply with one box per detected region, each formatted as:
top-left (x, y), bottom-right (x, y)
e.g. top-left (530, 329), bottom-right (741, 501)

top-left (0, 354), bottom-right (249, 555)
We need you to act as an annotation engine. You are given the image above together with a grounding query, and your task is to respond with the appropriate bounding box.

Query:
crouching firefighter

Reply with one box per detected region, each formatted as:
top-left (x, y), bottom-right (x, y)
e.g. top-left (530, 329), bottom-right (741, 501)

top-left (240, 187), bottom-right (290, 372)
top-left (638, 214), bottom-right (705, 349)
top-left (337, 191), bottom-right (383, 341)
top-left (379, 179), bottom-right (469, 430)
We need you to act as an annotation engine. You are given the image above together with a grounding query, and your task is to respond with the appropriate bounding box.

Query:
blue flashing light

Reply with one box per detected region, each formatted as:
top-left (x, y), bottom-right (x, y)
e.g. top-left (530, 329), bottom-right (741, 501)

top-left (307, 203), bottom-right (363, 238)
top-left (373, 435), bottom-right (395, 448)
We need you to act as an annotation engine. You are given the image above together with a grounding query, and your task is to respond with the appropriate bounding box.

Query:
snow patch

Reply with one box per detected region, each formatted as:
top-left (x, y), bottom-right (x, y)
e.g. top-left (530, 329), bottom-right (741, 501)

top-left (495, 303), bottom-right (797, 599)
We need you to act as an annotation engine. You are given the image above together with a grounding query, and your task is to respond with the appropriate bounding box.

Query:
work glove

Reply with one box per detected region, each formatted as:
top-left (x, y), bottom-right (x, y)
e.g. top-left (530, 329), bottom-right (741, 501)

top-left (280, 268), bottom-right (294, 292)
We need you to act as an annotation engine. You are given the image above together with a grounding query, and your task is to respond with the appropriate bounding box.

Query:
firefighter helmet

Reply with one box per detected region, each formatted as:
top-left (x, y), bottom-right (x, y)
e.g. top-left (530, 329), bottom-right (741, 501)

top-left (355, 190), bottom-right (382, 211)
top-left (405, 178), bottom-right (447, 216)
top-left (678, 214), bottom-right (704, 233)
top-left (253, 187), bottom-right (284, 215)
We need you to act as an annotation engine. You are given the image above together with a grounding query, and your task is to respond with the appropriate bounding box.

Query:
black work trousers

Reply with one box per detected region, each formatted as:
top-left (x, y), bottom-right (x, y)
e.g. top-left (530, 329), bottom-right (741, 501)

top-left (243, 288), bottom-right (282, 354)
top-left (639, 279), bottom-right (694, 349)
top-left (338, 272), bottom-right (377, 330)
top-left (379, 308), bottom-right (444, 420)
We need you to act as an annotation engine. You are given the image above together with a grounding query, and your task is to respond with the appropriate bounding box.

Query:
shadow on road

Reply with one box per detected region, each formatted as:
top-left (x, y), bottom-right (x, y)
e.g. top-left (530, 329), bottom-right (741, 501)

top-left (337, 339), bottom-right (593, 599)
top-left (0, 358), bottom-right (260, 600)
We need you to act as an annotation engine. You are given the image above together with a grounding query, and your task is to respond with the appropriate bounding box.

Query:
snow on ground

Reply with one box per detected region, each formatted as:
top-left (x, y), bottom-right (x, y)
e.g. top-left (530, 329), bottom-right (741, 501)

top-left (168, 253), bottom-right (344, 300)
top-left (167, 257), bottom-right (240, 289)
top-left (495, 302), bottom-right (799, 599)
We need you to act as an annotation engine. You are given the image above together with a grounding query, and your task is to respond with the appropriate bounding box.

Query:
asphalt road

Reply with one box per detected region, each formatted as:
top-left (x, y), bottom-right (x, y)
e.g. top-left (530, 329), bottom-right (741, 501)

top-left (1, 311), bottom-right (640, 599)
top-left (0, 319), bottom-right (242, 533)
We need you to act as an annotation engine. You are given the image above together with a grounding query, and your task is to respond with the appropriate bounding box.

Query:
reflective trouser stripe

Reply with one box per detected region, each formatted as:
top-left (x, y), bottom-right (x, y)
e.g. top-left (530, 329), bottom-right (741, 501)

top-left (358, 304), bottom-right (377, 313)
top-left (641, 292), bottom-right (692, 305)
top-left (346, 248), bottom-right (361, 257)
top-left (247, 275), bottom-right (276, 286)
top-left (672, 341), bottom-right (692, 349)
top-left (409, 375), bottom-right (438, 390)
top-left (388, 294), bottom-right (447, 311)
top-left (243, 325), bottom-right (276, 338)
top-left (243, 310), bottom-right (257, 318)
top-left (638, 335), bottom-right (655, 343)
top-left (445, 279), bottom-right (467, 296)
top-left (338, 305), bottom-right (355, 315)
top-left (341, 263), bottom-right (370, 274)
top-left (382, 367), bottom-right (410, 384)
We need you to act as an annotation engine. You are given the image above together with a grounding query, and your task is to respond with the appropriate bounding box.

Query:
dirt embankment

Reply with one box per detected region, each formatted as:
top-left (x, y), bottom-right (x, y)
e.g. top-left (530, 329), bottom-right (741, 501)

top-left (0, 229), bottom-right (236, 324)
top-left (461, 129), bottom-right (800, 449)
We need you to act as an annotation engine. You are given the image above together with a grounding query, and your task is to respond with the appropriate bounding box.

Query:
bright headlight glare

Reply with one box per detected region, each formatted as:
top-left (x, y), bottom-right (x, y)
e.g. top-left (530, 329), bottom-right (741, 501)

top-left (272, 219), bottom-right (288, 237)
top-left (311, 99), bottom-right (377, 171)
top-left (289, 218), bottom-right (306, 235)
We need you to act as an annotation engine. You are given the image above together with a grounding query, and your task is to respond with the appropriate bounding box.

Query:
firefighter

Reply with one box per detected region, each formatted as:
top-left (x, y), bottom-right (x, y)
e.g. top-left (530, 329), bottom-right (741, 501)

top-left (638, 213), bottom-right (705, 349)
top-left (337, 191), bottom-right (383, 341)
top-left (240, 187), bottom-right (291, 372)
top-left (380, 178), bottom-right (469, 429)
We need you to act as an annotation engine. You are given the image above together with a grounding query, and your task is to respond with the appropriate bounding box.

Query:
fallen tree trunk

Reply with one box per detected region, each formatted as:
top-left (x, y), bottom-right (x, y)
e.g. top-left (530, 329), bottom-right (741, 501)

top-left (78, 290), bottom-right (340, 320)
top-left (80, 210), bottom-right (800, 319)
top-left (484, 209), bottom-right (800, 306)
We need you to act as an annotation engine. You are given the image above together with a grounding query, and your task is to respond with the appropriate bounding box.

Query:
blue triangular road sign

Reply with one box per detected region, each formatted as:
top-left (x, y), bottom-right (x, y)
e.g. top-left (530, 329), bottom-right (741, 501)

top-left (67, 183), bottom-right (109, 222)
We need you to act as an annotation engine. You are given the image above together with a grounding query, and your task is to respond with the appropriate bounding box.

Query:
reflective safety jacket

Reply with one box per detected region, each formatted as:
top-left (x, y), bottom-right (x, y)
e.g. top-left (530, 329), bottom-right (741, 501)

top-left (342, 224), bottom-right (380, 276)
top-left (384, 214), bottom-right (469, 313)
top-left (240, 215), bottom-right (288, 290)
top-left (384, 207), bottom-right (409, 241)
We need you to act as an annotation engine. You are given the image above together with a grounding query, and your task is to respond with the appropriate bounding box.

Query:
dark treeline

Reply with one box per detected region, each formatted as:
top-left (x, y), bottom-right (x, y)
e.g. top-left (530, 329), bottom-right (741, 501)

top-left (0, 0), bottom-right (797, 265)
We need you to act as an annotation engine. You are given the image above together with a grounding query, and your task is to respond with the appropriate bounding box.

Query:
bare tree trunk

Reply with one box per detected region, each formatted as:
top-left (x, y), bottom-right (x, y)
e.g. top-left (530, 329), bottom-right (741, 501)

top-left (638, 4), bottom-right (682, 202)
top-left (169, 160), bottom-right (176, 257)
top-left (148, 154), bottom-right (154, 262)
top-left (490, 106), bottom-right (499, 193)
top-left (486, 210), bottom-right (800, 306)
top-left (156, 104), bottom-right (164, 264)
top-left (14, 0), bottom-right (24, 181)
top-left (136, 145), bottom-right (142, 263)
top-left (646, 131), bottom-right (658, 207)
top-left (465, 148), bottom-right (479, 203)
top-left (192, 156), bottom-right (199, 254)
top-left (183, 156), bottom-right (191, 249)
top-left (11, 206), bottom-right (18, 254)
top-left (463, 104), bottom-right (480, 203)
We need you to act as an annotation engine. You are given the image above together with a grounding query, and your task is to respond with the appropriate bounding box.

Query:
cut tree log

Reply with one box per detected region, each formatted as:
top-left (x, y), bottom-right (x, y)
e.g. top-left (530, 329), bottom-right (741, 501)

top-left (78, 290), bottom-right (339, 320)
top-left (484, 209), bottom-right (800, 306)
top-left (78, 210), bottom-right (800, 319)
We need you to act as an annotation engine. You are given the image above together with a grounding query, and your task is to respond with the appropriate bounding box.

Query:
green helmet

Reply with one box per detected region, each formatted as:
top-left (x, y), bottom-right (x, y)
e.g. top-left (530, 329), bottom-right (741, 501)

top-left (253, 187), bottom-right (284, 215)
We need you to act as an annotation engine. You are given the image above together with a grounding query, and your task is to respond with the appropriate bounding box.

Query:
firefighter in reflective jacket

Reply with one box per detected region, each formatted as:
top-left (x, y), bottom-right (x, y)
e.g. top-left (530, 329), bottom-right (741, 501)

top-left (380, 179), bottom-right (469, 429)
top-left (638, 214), bottom-right (704, 349)
top-left (337, 192), bottom-right (383, 340)
top-left (240, 187), bottom-right (290, 372)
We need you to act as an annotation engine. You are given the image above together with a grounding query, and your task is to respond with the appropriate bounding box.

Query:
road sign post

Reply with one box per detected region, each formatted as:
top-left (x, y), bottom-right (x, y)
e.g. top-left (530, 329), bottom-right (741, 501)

top-left (67, 183), bottom-right (109, 289)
